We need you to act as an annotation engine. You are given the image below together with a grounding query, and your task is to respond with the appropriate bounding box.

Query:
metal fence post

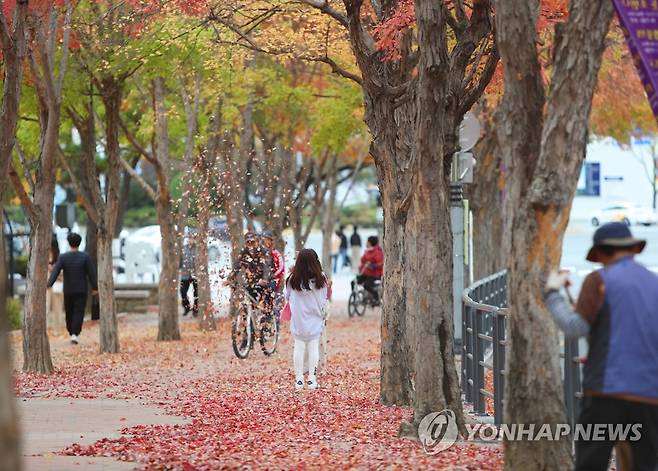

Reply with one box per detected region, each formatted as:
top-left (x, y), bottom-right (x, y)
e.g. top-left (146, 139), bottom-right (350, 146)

top-left (564, 338), bottom-right (582, 429)
top-left (473, 308), bottom-right (485, 415)
top-left (463, 303), bottom-right (473, 403)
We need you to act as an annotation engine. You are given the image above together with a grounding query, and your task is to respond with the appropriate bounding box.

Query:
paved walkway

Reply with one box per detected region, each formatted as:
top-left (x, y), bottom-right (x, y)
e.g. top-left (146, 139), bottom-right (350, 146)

top-left (19, 398), bottom-right (188, 471)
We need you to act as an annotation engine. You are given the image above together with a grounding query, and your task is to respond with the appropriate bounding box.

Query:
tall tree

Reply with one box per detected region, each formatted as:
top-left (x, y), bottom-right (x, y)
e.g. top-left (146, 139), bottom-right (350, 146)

top-left (18, 0), bottom-right (73, 373)
top-left (494, 0), bottom-right (613, 468)
top-left (287, 0), bottom-right (498, 430)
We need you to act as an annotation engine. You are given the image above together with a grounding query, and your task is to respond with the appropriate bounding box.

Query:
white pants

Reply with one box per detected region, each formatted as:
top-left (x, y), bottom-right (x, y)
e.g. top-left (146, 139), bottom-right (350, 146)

top-left (293, 337), bottom-right (320, 381)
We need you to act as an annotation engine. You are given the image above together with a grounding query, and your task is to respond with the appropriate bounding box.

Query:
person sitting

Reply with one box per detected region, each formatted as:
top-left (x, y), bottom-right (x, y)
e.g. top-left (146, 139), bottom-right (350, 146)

top-left (356, 235), bottom-right (384, 305)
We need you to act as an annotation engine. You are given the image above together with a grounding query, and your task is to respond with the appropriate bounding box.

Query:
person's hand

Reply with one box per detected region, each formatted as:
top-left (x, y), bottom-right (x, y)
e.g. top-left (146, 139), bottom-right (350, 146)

top-left (223, 280), bottom-right (231, 287)
top-left (91, 290), bottom-right (98, 296)
top-left (545, 270), bottom-right (569, 292)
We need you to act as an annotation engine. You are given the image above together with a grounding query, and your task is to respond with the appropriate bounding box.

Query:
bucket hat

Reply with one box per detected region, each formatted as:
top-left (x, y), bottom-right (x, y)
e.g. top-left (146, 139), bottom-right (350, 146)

top-left (586, 222), bottom-right (646, 262)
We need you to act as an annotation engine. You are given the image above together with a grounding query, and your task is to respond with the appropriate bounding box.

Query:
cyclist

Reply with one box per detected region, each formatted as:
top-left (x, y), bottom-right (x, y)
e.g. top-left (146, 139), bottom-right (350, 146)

top-left (224, 231), bottom-right (273, 310)
top-left (354, 235), bottom-right (384, 305)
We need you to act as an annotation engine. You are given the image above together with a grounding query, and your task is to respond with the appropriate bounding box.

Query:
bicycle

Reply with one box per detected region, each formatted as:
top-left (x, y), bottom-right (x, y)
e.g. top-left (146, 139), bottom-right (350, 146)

top-left (231, 286), bottom-right (280, 359)
top-left (348, 277), bottom-right (383, 317)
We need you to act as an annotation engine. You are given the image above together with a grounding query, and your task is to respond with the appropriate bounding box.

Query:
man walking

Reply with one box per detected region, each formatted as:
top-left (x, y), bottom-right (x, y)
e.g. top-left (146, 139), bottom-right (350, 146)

top-left (350, 225), bottom-right (362, 274)
top-left (180, 235), bottom-right (198, 316)
top-left (544, 222), bottom-right (658, 471)
top-left (47, 233), bottom-right (97, 344)
top-left (338, 226), bottom-right (349, 269)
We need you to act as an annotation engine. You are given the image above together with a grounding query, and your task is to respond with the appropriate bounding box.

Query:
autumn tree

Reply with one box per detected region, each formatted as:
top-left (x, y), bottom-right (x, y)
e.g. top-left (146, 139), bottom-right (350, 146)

top-left (494, 0), bottom-right (613, 468)
top-left (15, 0), bottom-right (73, 373)
top-left (273, 0), bottom-right (499, 432)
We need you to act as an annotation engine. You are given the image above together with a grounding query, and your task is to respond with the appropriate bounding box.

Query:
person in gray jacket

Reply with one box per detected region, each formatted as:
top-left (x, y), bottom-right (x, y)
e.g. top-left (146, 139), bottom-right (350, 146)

top-left (180, 235), bottom-right (198, 317)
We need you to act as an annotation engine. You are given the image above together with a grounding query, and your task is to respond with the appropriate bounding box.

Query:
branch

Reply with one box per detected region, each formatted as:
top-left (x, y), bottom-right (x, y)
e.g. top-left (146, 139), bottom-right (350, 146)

top-left (57, 147), bottom-right (101, 225)
top-left (459, 46), bottom-right (499, 117)
top-left (15, 143), bottom-right (35, 193)
top-left (120, 157), bottom-right (156, 201)
top-left (9, 161), bottom-right (35, 222)
top-left (119, 118), bottom-right (157, 166)
top-left (303, 54), bottom-right (363, 85)
top-left (56, 0), bottom-right (74, 98)
top-left (298, 0), bottom-right (349, 29)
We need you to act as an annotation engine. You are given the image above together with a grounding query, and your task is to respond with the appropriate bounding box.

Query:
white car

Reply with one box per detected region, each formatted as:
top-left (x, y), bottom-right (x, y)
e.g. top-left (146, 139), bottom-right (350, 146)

top-left (591, 203), bottom-right (658, 227)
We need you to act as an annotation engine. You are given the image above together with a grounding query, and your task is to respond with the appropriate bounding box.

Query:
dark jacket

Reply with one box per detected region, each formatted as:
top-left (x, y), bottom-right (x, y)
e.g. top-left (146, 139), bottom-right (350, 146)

top-left (350, 232), bottom-right (362, 247)
top-left (180, 243), bottom-right (197, 280)
top-left (47, 251), bottom-right (97, 294)
top-left (231, 245), bottom-right (273, 286)
top-left (339, 232), bottom-right (348, 250)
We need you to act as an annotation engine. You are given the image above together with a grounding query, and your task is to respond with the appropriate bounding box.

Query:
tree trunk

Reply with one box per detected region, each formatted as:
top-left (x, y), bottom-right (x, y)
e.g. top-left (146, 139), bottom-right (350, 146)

top-left (378, 173), bottom-right (413, 407)
top-left (113, 159), bottom-right (136, 238)
top-left (99, 80), bottom-right (122, 352)
top-left (97, 230), bottom-right (118, 352)
top-left (494, 0), bottom-right (614, 468)
top-left (196, 203), bottom-right (214, 331)
top-left (0, 238), bottom-right (21, 471)
top-left (321, 155), bottom-right (338, 278)
top-left (157, 204), bottom-right (181, 340)
top-left (0, 6), bottom-right (28, 453)
top-left (23, 167), bottom-right (55, 374)
top-left (22, 97), bottom-right (62, 373)
top-left (470, 121), bottom-right (504, 279)
top-left (151, 77), bottom-right (181, 341)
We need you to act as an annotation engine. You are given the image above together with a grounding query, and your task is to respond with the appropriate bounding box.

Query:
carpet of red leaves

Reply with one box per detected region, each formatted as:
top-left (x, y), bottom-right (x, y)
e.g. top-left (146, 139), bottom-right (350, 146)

top-left (14, 313), bottom-right (503, 470)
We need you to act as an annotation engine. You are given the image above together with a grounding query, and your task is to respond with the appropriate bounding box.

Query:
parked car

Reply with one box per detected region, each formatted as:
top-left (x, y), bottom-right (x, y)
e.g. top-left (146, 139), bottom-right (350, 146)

top-left (591, 202), bottom-right (658, 227)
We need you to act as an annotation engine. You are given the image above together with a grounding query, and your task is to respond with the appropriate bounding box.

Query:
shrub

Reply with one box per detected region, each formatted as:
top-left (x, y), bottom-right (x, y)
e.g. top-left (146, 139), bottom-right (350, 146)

top-left (14, 256), bottom-right (28, 277)
top-left (6, 297), bottom-right (22, 331)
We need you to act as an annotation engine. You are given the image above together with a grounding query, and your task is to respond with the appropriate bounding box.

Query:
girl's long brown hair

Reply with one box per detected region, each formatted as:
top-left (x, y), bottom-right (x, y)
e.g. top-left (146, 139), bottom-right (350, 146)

top-left (287, 248), bottom-right (327, 291)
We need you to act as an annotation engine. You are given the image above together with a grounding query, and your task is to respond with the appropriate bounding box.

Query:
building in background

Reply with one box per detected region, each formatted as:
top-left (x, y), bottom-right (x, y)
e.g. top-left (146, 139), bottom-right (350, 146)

top-left (571, 138), bottom-right (657, 220)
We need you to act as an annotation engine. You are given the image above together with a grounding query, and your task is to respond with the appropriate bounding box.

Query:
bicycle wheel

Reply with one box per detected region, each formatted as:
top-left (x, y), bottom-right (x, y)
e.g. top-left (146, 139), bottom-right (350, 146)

top-left (355, 290), bottom-right (367, 317)
top-left (348, 292), bottom-right (358, 317)
top-left (259, 312), bottom-right (279, 356)
top-left (232, 305), bottom-right (252, 359)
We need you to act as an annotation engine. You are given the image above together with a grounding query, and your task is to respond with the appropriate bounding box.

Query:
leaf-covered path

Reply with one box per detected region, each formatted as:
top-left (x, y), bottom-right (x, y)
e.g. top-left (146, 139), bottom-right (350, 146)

top-left (13, 308), bottom-right (503, 470)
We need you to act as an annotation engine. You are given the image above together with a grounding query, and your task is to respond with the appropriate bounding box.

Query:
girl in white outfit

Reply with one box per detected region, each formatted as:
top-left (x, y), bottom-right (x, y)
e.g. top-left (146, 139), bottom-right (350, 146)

top-left (285, 249), bottom-right (328, 390)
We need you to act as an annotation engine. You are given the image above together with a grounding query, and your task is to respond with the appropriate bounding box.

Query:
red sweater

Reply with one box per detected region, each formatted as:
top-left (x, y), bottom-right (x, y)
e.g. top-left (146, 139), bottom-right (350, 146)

top-left (360, 246), bottom-right (384, 277)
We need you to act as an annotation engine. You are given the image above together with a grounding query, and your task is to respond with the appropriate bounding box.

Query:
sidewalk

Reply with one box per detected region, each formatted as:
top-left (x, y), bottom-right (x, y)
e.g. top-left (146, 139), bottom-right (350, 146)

top-left (13, 305), bottom-right (503, 470)
top-left (20, 398), bottom-right (187, 471)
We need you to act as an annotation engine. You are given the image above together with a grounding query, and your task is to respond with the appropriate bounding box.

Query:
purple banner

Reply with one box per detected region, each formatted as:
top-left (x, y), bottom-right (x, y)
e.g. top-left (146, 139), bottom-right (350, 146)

top-left (613, 0), bottom-right (658, 119)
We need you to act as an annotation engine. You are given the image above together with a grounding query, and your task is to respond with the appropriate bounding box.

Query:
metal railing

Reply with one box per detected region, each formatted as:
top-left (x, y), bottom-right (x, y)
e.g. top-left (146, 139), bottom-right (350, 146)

top-left (461, 270), bottom-right (582, 427)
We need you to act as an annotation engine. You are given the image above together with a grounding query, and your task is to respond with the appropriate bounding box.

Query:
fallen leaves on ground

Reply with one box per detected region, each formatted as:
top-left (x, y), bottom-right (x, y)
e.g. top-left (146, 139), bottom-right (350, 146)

top-left (14, 312), bottom-right (503, 470)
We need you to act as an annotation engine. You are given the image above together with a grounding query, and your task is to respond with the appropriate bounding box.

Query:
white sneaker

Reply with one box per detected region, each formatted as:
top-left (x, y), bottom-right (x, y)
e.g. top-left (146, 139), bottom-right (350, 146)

top-left (70, 335), bottom-right (79, 344)
top-left (307, 378), bottom-right (319, 390)
top-left (294, 380), bottom-right (304, 391)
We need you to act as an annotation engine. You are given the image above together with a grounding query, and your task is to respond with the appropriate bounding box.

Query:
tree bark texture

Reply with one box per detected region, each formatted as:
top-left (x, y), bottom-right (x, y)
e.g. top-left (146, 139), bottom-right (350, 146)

top-left (0, 5), bottom-right (28, 459)
top-left (470, 118), bottom-right (504, 279)
top-left (98, 81), bottom-right (122, 353)
top-left (0, 236), bottom-right (21, 471)
top-left (327, 0), bottom-right (497, 414)
top-left (494, 0), bottom-right (614, 468)
top-left (153, 77), bottom-right (181, 341)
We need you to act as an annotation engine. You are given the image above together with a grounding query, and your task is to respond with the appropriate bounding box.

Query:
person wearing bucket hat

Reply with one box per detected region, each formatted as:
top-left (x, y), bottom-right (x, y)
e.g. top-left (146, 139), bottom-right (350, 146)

top-left (543, 222), bottom-right (658, 471)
